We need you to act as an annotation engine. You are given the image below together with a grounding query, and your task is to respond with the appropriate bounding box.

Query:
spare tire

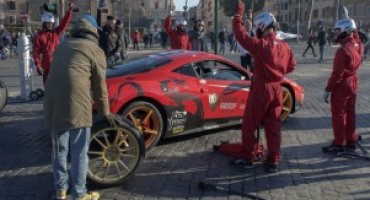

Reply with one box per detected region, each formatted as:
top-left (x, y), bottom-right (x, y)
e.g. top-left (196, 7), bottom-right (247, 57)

top-left (87, 118), bottom-right (145, 186)
top-left (0, 80), bottom-right (8, 112)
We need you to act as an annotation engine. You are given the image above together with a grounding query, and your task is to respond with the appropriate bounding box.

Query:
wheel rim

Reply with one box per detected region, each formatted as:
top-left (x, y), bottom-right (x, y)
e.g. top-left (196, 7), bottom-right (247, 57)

top-left (281, 89), bottom-right (293, 121)
top-left (0, 82), bottom-right (7, 111)
top-left (88, 127), bottom-right (140, 184)
top-left (125, 106), bottom-right (160, 149)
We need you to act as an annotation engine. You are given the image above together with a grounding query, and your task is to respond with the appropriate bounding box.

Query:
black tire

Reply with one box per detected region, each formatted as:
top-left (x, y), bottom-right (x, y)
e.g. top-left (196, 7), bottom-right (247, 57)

top-left (281, 87), bottom-right (294, 122)
top-left (30, 91), bottom-right (39, 101)
top-left (0, 80), bottom-right (8, 112)
top-left (87, 118), bottom-right (145, 186)
top-left (36, 88), bottom-right (44, 97)
top-left (122, 101), bottom-right (164, 151)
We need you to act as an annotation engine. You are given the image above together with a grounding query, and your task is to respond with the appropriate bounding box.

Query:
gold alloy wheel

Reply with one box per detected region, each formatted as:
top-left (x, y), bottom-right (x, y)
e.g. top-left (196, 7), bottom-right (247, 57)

top-left (0, 81), bottom-right (7, 112)
top-left (125, 105), bottom-right (161, 149)
top-left (281, 88), bottom-right (293, 121)
top-left (88, 126), bottom-right (141, 185)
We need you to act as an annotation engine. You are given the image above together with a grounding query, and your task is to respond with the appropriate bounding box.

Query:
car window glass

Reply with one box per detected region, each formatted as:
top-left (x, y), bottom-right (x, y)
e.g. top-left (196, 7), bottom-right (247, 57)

top-left (106, 55), bottom-right (172, 78)
top-left (195, 60), bottom-right (249, 81)
top-left (174, 64), bottom-right (198, 77)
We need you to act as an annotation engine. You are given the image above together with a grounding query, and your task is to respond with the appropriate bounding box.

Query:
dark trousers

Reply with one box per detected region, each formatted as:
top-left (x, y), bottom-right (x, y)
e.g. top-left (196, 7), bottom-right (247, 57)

top-left (240, 54), bottom-right (253, 72)
top-left (302, 44), bottom-right (316, 56)
top-left (133, 41), bottom-right (140, 51)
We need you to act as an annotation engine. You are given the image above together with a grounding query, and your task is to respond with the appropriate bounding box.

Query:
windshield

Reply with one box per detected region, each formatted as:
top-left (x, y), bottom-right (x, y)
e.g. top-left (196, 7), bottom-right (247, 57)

top-left (106, 54), bottom-right (172, 78)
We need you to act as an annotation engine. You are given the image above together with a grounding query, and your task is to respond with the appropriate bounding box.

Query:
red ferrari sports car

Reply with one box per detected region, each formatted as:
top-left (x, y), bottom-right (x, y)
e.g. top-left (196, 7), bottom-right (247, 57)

top-left (106, 50), bottom-right (304, 150)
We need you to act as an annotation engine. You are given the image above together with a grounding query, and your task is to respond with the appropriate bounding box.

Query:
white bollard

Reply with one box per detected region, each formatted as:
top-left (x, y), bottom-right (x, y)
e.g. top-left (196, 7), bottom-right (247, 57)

top-left (17, 33), bottom-right (32, 101)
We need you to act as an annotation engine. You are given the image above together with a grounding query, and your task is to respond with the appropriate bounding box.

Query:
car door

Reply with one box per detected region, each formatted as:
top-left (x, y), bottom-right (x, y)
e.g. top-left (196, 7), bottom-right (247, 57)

top-left (196, 60), bottom-right (251, 121)
top-left (166, 63), bottom-right (204, 134)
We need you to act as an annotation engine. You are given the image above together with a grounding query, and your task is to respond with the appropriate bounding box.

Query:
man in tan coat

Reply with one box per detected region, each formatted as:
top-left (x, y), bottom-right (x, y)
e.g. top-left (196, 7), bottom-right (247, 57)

top-left (44, 15), bottom-right (114, 200)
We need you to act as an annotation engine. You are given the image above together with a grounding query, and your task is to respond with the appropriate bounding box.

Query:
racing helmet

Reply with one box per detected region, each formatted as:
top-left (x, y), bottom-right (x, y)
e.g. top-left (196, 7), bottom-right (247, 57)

top-left (41, 12), bottom-right (55, 23)
top-left (176, 18), bottom-right (187, 26)
top-left (254, 12), bottom-right (276, 32)
top-left (334, 18), bottom-right (356, 34)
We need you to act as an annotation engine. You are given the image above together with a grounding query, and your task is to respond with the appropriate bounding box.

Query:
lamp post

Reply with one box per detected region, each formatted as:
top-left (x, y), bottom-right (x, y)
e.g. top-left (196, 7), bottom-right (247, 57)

top-left (183, 0), bottom-right (189, 23)
top-left (214, 0), bottom-right (219, 55)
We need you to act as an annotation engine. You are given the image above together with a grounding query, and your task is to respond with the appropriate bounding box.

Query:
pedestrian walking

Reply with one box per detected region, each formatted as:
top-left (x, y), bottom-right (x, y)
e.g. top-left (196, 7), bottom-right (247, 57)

top-left (302, 29), bottom-right (317, 58)
top-left (188, 20), bottom-right (208, 52)
top-left (164, 11), bottom-right (191, 50)
top-left (0, 25), bottom-right (12, 60)
top-left (221, 0), bottom-right (296, 173)
top-left (132, 30), bottom-right (141, 51)
top-left (322, 18), bottom-right (363, 153)
top-left (317, 26), bottom-right (327, 63)
top-left (218, 28), bottom-right (226, 55)
top-left (159, 29), bottom-right (168, 49)
top-left (237, 19), bottom-right (253, 71)
top-left (32, 3), bottom-right (74, 84)
top-left (363, 29), bottom-right (370, 59)
top-left (115, 19), bottom-right (129, 60)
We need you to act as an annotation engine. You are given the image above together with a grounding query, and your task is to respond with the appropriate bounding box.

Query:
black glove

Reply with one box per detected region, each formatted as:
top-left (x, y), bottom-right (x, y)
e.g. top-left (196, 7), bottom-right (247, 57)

top-left (104, 113), bottom-right (123, 127)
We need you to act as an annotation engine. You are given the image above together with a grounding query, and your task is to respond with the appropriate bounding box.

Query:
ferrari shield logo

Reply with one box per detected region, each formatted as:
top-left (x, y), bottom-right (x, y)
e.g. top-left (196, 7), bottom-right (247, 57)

top-left (209, 93), bottom-right (219, 110)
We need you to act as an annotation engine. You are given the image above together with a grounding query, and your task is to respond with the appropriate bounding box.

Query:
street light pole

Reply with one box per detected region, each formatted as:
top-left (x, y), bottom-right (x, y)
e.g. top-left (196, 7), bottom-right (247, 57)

top-left (214, 0), bottom-right (219, 55)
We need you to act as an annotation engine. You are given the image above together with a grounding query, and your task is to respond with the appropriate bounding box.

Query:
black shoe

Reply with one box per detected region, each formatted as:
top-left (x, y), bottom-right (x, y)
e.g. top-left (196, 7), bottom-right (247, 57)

top-left (322, 144), bottom-right (345, 153)
top-left (229, 158), bottom-right (253, 168)
top-left (302, 54), bottom-right (306, 57)
top-left (263, 161), bottom-right (278, 173)
top-left (345, 143), bottom-right (356, 152)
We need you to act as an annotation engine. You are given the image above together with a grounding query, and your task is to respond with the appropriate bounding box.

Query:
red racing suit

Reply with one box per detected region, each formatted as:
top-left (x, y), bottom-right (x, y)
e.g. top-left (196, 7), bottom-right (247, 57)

top-left (164, 15), bottom-right (191, 50)
top-left (32, 10), bottom-right (72, 84)
top-left (233, 13), bottom-right (296, 162)
top-left (325, 36), bottom-right (363, 146)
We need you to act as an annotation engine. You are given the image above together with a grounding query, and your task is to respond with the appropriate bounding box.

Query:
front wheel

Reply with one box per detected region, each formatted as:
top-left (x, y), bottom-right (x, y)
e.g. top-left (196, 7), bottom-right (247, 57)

top-left (87, 118), bottom-right (144, 186)
top-left (0, 80), bottom-right (8, 112)
top-left (122, 101), bottom-right (164, 151)
top-left (281, 87), bottom-right (294, 122)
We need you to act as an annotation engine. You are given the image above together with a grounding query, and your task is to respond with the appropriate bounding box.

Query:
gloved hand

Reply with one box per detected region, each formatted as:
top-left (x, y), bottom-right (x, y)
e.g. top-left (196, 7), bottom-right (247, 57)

top-left (98, 0), bottom-right (106, 9)
top-left (104, 113), bottom-right (123, 127)
top-left (69, 1), bottom-right (75, 11)
top-left (36, 66), bottom-right (44, 76)
top-left (322, 91), bottom-right (331, 103)
top-left (236, 0), bottom-right (245, 16)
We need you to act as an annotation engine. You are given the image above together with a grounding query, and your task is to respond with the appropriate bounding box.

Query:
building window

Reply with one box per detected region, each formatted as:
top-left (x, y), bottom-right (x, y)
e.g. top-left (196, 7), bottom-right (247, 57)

top-left (141, 2), bottom-right (144, 7)
top-left (313, 9), bottom-right (318, 18)
top-left (155, 2), bottom-right (159, 9)
top-left (8, 1), bottom-right (16, 10)
top-left (358, 4), bottom-right (364, 16)
top-left (9, 16), bottom-right (16, 24)
top-left (368, 6), bottom-right (370, 16)
top-left (348, 5), bottom-right (353, 16)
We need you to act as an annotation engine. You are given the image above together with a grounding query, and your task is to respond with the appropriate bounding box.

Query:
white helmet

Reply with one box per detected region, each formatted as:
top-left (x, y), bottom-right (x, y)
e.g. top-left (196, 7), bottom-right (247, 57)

top-left (254, 12), bottom-right (276, 32)
top-left (334, 18), bottom-right (356, 34)
top-left (176, 18), bottom-right (187, 26)
top-left (41, 12), bottom-right (55, 23)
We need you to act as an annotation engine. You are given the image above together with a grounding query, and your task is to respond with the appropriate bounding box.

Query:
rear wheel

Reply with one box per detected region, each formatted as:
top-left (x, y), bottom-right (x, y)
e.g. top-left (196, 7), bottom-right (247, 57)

top-left (0, 80), bottom-right (8, 112)
top-left (122, 101), bottom-right (164, 151)
top-left (87, 119), bottom-right (144, 186)
top-left (281, 87), bottom-right (294, 121)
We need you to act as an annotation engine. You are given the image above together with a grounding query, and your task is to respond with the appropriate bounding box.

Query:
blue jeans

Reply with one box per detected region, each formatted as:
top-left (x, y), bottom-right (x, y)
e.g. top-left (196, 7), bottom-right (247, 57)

top-left (51, 127), bottom-right (91, 198)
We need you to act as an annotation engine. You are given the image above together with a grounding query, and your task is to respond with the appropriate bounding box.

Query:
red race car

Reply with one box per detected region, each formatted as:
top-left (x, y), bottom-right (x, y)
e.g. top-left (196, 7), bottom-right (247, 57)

top-left (106, 50), bottom-right (304, 150)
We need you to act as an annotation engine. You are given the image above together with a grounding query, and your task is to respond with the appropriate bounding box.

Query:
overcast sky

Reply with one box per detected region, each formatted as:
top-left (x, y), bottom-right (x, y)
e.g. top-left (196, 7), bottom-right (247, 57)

top-left (174, 0), bottom-right (199, 11)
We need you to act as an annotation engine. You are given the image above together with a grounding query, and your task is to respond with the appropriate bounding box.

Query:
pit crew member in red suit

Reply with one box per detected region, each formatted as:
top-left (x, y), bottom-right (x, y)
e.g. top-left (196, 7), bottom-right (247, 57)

top-left (164, 11), bottom-right (191, 50)
top-left (322, 18), bottom-right (363, 153)
top-left (226, 0), bottom-right (296, 172)
top-left (32, 2), bottom-right (74, 84)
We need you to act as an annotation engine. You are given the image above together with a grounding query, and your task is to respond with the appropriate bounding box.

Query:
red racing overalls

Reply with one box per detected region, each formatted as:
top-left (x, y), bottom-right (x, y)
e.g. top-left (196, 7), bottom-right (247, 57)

top-left (325, 36), bottom-right (363, 146)
top-left (164, 16), bottom-right (192, 50)
top-left (32, 10), bottom-right (72, 84)
top-left (232, 13), bottom-right (296, 163)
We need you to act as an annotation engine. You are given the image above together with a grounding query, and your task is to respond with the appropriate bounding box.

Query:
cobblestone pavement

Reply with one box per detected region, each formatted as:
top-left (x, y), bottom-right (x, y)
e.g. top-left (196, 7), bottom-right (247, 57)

top-left (1, 44), bottom-right (370, 200)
